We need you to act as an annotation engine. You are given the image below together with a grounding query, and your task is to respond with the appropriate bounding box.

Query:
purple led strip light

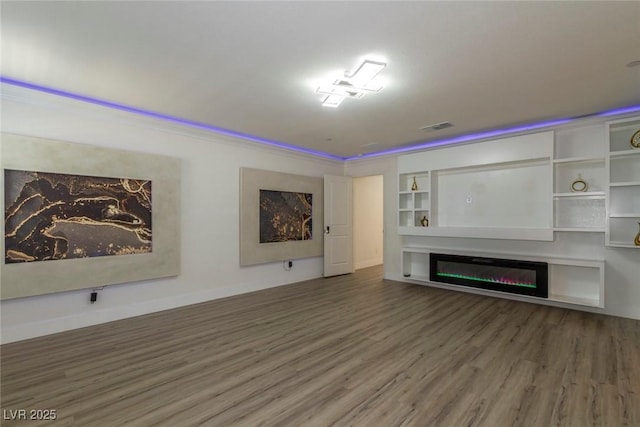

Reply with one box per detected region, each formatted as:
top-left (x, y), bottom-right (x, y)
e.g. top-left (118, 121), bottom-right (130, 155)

top-left (352, 104), bottom-right (640, 160)
top-left (0, 77), bottom-right (344, 161)
top-left (2, 76), bottom-right (639, 161)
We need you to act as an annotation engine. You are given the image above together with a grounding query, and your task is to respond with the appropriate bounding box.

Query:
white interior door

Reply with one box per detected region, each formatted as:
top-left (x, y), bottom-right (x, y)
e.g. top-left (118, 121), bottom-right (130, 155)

top-left (324, 174), bottom-right (354, 277)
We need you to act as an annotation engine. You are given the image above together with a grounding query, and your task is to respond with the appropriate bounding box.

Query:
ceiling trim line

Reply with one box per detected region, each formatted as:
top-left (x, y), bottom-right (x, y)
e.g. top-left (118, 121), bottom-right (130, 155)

top-left (0, 76), bottom-right (346, 161)
top-left (2, 77), bottom-right (639, 163)
top-left (345, 104), bottom-right (640, 161)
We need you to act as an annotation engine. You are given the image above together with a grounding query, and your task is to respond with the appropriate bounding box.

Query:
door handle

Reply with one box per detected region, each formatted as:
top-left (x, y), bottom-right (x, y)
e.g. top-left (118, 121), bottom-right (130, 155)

top-left (325, 226), bottom-right (330, 234)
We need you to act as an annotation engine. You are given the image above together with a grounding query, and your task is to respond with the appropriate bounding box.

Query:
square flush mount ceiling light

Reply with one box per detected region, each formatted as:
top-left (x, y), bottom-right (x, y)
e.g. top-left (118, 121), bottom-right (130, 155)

top-left (316, 59), bottom-right (386, 107)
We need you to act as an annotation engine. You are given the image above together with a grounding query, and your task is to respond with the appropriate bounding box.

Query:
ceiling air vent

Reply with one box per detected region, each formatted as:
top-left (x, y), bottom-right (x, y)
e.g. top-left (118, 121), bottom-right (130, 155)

top-left (421, 122), bottom-right (453, 131)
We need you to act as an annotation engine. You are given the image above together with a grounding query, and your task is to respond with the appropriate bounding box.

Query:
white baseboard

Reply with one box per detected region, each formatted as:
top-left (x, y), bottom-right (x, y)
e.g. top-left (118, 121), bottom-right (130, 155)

top-left (0, 277), bottom-right (312, 344)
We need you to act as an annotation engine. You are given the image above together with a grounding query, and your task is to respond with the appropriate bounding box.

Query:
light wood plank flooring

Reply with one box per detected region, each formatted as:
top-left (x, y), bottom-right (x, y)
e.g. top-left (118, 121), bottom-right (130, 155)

top-left (2, 266), bottom-right (639, 426)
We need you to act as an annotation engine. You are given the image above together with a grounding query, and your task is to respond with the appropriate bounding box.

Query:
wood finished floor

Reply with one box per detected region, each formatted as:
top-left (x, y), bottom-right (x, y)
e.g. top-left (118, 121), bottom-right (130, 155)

top-left (1, 265), bottom-right (639, 427)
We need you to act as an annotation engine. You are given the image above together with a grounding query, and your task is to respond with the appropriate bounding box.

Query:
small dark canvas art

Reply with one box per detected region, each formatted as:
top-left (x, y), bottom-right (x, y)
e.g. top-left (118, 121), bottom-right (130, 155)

top-left (259, 190), bottom-right (312, 243)
top-left (4, 169), bottom-right (152, 264)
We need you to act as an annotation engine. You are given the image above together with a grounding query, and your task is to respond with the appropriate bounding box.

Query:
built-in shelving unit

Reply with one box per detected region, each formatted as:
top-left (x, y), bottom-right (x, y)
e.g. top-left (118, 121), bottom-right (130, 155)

top-left (397, 131), bottom-right (554, 241)
top-left (398, 172), bottom-right (430, 227)
top-left (401, 247), bottom-right (604, 308)
top-left (606, 117), bottom-right (640, 248)
top-left (395, 120), bottom-right (640, 310)
top-left (553, 125), bottom-right (606, 233)
top-left (398, 129), bottom-right (613, 235)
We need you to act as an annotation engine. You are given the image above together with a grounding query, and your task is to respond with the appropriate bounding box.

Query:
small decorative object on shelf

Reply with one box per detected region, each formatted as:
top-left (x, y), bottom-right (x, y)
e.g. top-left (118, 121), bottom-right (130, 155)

top-left (420, 216), bottom-right (429, 227)
top-left (411, 177), bottom-right (418, 191)
top-left (634, 223), bottom-right (640, 247)
top-left (571, 174), bottom-right (588, 192)
top-left (630, 129), bottom-right (640, 149)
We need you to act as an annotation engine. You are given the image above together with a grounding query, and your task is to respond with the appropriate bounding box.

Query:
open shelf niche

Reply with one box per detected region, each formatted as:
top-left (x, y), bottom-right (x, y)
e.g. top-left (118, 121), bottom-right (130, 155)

top-left (553, 124), bottom-right (606, 232)
top-left (398, 172), bottom-right (430, 227)
top-left (606, 116), bottom-right (640, 248)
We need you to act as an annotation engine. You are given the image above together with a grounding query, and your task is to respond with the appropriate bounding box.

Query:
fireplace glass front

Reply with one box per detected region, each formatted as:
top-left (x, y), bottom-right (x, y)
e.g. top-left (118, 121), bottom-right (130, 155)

top-left (430, 253), bottom-right (548, 298)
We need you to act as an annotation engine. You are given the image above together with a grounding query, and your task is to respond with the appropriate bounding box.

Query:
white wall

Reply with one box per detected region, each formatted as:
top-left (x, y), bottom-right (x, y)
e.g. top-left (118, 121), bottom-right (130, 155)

top-left (0, 84), bottom-right (344, 343)
top-left (353, 175), bottom-right (383, 270)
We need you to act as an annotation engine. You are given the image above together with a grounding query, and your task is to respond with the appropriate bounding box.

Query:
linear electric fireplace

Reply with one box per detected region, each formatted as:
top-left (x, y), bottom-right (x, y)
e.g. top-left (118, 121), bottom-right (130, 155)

top-left (430, 253), bottom-right (548, 298)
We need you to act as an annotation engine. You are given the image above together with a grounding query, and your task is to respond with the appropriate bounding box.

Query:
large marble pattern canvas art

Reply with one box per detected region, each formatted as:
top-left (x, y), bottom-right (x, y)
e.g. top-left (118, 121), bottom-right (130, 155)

top-left (1, 133), bottom-right (180, 300)
top-left (259, 190), bottom-right (312, 243)
top-left (4, 169), bottom-right (152, 263)
top-left (239, 168), bottom-right (323, 266)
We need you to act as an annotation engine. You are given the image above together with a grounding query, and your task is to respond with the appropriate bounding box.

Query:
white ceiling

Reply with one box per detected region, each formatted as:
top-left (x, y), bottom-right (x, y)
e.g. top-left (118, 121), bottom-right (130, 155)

top-left (2, 1), bottom-right (639, 159)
